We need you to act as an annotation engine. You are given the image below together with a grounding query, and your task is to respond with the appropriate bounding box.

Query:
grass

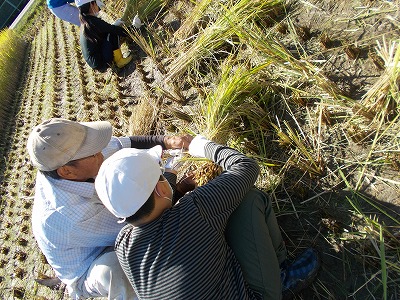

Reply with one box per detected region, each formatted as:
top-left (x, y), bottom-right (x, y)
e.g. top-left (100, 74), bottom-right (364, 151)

top-left (13, 0), bottom-right (48, 38)
top-left (0, 28), bottom-right (27, 154)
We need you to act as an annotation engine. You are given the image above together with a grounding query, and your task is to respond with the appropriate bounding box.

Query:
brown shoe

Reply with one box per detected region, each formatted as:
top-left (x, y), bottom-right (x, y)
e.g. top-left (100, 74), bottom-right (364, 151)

top-left (35, 276), bottom-right (63, 290)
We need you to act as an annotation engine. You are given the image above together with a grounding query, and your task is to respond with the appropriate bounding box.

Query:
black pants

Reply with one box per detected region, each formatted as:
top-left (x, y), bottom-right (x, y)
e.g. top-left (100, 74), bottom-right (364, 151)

top-left (100, 34), bottom-right (119, 65)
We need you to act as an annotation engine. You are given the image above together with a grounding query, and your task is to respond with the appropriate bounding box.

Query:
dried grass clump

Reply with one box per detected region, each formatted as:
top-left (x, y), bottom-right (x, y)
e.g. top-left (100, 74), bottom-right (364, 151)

top-left (128, 95), bottom-right (160, 135)
top-left (361, 39), bottom-right (399, 122)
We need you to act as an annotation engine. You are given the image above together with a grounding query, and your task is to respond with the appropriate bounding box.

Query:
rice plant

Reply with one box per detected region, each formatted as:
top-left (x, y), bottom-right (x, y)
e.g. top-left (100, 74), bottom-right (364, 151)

top-left (233, 22), bottom-right (350, 104)
top-left (122, 0), bottom-right (170, 23)
top-left (273, 120), bottom-right (325, 176)
top-left (167, 0), bottom-right (284, 81)
top-left (173, 0), bottom-right (213, 40)
top-left (0, 29), bottom-right (27, 130)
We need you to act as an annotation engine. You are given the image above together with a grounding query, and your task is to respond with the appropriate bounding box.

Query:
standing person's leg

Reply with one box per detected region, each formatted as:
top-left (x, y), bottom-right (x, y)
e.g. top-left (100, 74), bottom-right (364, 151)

top-left (49, 4), bottom-right (80, 26)
top-left (81, 247), bottom-right (138, 299)
top-left (225, 188), bottom-right (287, 300)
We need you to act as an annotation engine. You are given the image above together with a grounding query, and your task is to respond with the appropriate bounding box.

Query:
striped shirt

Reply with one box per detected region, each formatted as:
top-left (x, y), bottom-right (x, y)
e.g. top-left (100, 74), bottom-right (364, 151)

top-left (115, 142), bottom-right (261, 299)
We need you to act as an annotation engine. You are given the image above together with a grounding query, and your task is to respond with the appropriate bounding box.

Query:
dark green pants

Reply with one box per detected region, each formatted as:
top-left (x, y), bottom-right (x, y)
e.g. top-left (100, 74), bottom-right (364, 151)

top-left (226, 188), bottom-right (287, 300)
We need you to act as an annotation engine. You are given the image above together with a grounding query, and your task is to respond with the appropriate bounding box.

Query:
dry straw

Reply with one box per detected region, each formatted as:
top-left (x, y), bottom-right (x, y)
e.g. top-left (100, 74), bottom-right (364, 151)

top-left (167, 0), bottom-right (284, 81)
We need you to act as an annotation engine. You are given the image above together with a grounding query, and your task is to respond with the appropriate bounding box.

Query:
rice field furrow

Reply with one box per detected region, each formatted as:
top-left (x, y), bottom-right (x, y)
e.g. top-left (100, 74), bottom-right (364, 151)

top-left (26, 25), bottom-right (47, 125)
top-left (68, 24), bottom-right (100, 120)
top-left (53, 18), bottom-right (73, 118)
top-left (40, 16), bottom-right (58, 119)
top-left (21, 36), bottom-right (43, 128)
top-left (57, 20), bottom-right (81, 119)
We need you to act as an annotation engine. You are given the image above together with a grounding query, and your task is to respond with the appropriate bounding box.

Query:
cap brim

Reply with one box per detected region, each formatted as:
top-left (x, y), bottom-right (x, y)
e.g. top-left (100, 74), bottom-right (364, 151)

top-left (72, 121), bottom-right (112, 160)
top-left (146, 145), bottom-right (162, 164)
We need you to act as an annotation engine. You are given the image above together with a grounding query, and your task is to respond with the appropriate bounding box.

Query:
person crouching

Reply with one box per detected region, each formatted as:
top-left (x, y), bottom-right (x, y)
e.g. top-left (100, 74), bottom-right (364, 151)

top-left (76, 0), bottom-right (133, 71)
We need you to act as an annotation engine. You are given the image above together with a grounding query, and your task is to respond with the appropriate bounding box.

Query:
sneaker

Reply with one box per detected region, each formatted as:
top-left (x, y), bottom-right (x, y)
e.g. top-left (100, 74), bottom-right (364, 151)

top-left (281, 248), bottom-right (320, 299)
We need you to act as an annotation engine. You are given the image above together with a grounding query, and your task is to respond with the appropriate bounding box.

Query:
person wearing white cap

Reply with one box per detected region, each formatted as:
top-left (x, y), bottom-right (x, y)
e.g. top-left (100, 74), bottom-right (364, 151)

top-left (27, 118), bottom-right (191, 299)
top-left (95, 136), bottom-right (320, 300)
top-left (75, 0), bottom-right (141, 70)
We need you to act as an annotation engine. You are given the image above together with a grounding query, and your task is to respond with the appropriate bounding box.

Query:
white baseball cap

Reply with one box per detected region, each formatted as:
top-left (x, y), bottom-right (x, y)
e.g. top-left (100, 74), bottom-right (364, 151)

top-left (27, 118), bottom-right (112, 171)
top-left (95, 146), bottom-right (163, 219)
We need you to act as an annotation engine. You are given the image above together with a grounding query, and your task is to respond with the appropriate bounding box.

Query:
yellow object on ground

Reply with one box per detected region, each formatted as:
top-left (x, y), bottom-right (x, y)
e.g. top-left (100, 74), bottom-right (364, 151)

top-left (113, 48), bottom-right (132, 68)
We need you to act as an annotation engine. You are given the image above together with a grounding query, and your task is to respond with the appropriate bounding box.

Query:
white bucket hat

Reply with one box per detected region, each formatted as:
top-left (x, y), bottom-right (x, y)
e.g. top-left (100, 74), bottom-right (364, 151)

top-left (27, 118), bottom-right (112, 171)
top-left (95, 146), bottom-right (163, 219)
top-left (75, 0), bottom-right (104, 8)
top-left (75, 0), bottom-right (93, 7)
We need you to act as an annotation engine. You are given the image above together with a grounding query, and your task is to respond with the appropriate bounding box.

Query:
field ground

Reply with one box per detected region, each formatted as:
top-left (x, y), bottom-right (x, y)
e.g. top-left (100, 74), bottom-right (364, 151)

top-left (0, 0), bottom-right (399, 299)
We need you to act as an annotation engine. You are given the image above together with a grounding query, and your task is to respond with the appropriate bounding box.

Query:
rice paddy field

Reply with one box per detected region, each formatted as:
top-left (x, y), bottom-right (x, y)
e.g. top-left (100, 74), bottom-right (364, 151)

top-left (0, 0), bottom-right (399, 299)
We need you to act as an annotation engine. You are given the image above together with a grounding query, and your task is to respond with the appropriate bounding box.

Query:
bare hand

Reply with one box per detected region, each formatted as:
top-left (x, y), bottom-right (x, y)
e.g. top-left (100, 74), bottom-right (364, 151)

top-left (163, 135), bottom-right (193, 150)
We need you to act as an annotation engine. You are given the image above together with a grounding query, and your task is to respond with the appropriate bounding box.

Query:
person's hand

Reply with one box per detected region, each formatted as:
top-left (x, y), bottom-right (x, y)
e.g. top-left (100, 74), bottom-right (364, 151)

top-left (132, 14), bottom-right (143, 29)
top-left (164, 149), bottom-right (184, 171)
top-left (164, 135), bottom-right (193, 150)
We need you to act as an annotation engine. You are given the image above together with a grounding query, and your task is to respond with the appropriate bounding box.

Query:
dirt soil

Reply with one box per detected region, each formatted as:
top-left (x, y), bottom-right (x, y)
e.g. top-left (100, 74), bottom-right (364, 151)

top-left (114, 1), bottom-right (399, 299)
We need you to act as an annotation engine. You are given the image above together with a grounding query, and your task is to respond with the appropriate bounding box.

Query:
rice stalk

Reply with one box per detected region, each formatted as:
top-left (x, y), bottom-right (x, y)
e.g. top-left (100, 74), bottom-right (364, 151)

top-left (173, 0), bottom-right (213, 40)
top-left (126, 26), bottom-right (172, 76)
top-left (337, 168), bottom-right (400, 295)
top-left (128, 94), bottom-right (160, 135)
top-left (167, 107), bottom-right (193, 123)
top-left (122, 0), bottom-right (169, 23)
top-left (379, 226), bottom-right (388, 300)
top-left (354, 111), bottom-right (393, 190)
top-left (272, 121), bottom-right (324, 176)
top-left (0, 29), bottom-right (26, 130)
top-left (126, 27), bottom-right (157, 59)
top-left (167, 0), bottom-right (283, 81)
top-left (192, 58), bottom-right (265, 142)
top-left (145, 25), bottom-right (172, 58)
top-left (155, 85), bottom-right (185, 103)
top-left (233, 22), bottom-right (352, 104)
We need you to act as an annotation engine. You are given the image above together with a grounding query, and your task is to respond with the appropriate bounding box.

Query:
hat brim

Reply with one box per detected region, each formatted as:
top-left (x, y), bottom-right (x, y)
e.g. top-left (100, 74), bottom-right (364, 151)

top-left (146, 145), bottom-right (162, 164)
top-left (72, 121), bottom-right (112, 160)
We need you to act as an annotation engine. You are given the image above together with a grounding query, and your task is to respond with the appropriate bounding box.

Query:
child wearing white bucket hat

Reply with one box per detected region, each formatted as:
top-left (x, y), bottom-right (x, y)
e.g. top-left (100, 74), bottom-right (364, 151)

top-left (95, 135), bottom-right (320, 300)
